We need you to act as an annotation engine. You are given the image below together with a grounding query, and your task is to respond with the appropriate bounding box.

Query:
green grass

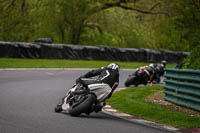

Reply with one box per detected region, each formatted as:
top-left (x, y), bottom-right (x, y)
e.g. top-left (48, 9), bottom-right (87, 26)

top-left (107, 86), bottom-right (200, 128)
top-left (0, 58), bottom-right (174, 68)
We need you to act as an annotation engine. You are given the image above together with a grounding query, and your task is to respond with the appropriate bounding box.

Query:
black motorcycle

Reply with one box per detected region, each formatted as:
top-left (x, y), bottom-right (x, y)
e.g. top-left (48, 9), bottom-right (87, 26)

top-left (55, 82), bottom-right (105, 116)
top-left (124, 67), bottom-right (154, 87)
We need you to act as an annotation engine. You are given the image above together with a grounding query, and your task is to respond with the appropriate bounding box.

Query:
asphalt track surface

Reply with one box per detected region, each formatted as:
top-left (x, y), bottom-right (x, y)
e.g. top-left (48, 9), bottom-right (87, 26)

top-left (0, 69), bottom-right (174, 133)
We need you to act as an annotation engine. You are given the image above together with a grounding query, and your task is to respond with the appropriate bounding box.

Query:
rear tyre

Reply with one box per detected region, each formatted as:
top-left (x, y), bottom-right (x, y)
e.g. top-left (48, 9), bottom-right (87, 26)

top-left (69, 94), bottom-right (96, 116)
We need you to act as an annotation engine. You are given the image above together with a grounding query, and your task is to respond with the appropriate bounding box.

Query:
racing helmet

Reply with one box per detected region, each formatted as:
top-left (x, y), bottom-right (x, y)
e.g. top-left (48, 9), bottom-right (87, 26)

top-left (161, 60), bottom-right (167, 67)
top-left (149, 63), bottom-right (154, 68)
top-left (107, 63), bottom-right (120, 72)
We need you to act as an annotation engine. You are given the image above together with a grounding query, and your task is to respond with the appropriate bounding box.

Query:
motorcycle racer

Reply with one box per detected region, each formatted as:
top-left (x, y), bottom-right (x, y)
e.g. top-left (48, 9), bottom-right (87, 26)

top-left (152, 60), bottom-right (167, 83)
top-left (55, 63), bottom-right (120, 114)
top-left (76, 63), bottom-right (120, 112)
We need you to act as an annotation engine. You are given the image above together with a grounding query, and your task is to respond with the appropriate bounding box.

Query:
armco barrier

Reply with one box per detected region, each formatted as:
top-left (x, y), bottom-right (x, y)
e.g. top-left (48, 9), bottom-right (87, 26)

top-left (0, 40), bottom-right (189, 63)
top-left (164, 68), bottom-right (200, 111)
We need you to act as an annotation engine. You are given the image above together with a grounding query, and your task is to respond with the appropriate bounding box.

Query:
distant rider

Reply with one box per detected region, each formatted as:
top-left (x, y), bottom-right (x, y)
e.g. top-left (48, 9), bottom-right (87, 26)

top-left (152, 60), bottom-right (167, 83)
top-left (135, 64), bottom-right (155, 85)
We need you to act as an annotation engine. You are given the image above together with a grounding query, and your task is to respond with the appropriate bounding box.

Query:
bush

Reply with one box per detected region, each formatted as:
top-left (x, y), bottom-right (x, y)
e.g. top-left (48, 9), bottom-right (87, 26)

top-left (182, 46), bottom-right (200, 69)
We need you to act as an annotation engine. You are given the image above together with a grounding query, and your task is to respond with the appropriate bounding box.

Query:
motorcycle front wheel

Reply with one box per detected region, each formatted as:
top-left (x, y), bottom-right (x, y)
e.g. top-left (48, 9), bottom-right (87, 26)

top-left (54, 105), bottom-right (62, 113)
top-left (125, 77), bottom-right (132, 87)
top-left (125, 76), bottom-right (139, 87)
top-left (69, 94), bottom-right (96, 116)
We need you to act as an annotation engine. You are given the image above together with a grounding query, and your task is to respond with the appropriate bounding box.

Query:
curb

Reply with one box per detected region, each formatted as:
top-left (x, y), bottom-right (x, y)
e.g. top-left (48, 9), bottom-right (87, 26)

top-left (102, 105), bottom-right (178, 132)
top-left (102, 88), bottom-right (200, 133)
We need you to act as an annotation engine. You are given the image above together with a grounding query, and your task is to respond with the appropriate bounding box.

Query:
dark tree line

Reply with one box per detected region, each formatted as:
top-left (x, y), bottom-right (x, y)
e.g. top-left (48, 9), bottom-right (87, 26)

top-left (0, 0), bottom-right (200, 52)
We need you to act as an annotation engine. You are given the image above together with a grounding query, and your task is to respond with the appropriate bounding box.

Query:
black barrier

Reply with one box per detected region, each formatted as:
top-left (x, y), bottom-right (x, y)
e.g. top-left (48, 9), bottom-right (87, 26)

top-left (0, 41), bottom-right (189, 63)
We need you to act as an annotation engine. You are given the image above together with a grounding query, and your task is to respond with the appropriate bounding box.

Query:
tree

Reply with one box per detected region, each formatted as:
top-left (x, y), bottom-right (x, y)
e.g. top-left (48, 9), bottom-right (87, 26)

top-left (177, 0), bottom-right (200, 48)
top-left (0, 0), bottom-right (39, 41)
top-left (178, 0), bottom-right (200, 69)
top-left (42, 0), bottom-right (170, 44)
top-left (0, 0), bottom-right (173, 46)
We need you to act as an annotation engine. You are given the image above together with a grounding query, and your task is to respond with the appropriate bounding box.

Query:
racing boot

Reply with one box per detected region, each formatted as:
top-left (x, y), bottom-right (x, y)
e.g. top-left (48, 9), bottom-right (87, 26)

top-left (94, 102), bottom-right (106, 113)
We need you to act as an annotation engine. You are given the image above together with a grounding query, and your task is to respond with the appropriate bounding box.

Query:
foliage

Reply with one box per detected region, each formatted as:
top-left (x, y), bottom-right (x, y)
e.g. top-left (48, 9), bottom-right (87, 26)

top-left (154, 0), bottom-right (200, 51)
top-left (0, 0), bottom-right (36, 41)
top-left (157, 0), bottom-right (200, 68)
top-left (177, 0), bottom-right (200, 49)
top-left (154, 18), bottom-right (190, 51)
top-left (80, 7), bottom-right (155, 49)
top-left (182, 46), bottom-right (200, 69)
top-left (0, 0), bottom-right (199, 53)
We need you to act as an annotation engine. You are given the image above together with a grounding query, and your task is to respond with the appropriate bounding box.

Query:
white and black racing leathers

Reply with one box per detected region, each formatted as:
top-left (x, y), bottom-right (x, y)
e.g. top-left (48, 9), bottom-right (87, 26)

top-left (77, 67), bottom-right (119, 102)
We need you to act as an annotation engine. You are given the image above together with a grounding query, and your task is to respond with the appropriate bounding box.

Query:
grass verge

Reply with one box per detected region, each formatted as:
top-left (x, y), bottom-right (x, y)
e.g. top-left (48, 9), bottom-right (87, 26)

top-left (107, 85), bottom-right (200, 128)
top-left (0, 58), bottom-right (174, 69)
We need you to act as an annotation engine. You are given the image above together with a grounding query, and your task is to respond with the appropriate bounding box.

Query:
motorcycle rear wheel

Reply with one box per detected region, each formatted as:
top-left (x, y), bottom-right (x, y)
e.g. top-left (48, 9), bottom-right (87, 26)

top-left (69, 94), bottom-right (96, 116)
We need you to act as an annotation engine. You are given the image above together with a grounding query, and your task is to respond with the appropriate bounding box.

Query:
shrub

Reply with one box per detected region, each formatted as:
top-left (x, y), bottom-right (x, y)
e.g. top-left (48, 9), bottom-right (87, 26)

top-left (182, 46), bottom-right (200, 69)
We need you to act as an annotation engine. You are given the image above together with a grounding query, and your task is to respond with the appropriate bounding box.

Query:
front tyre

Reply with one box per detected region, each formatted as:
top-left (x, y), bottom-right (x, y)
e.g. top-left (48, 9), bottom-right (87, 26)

top-left (125, 76), bottom-right (141, 87)
top-left (125, 76), bottom-right (136, 87)
top-left (54, 104), bottom-right (63, 113)
top-left (69, 94), bottom-right (96, 116)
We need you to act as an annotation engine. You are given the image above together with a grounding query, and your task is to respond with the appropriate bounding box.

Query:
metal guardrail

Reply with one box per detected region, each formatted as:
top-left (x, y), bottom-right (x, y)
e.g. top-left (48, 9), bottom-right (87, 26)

top-left (164, 68), bottom-right (200, 111)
